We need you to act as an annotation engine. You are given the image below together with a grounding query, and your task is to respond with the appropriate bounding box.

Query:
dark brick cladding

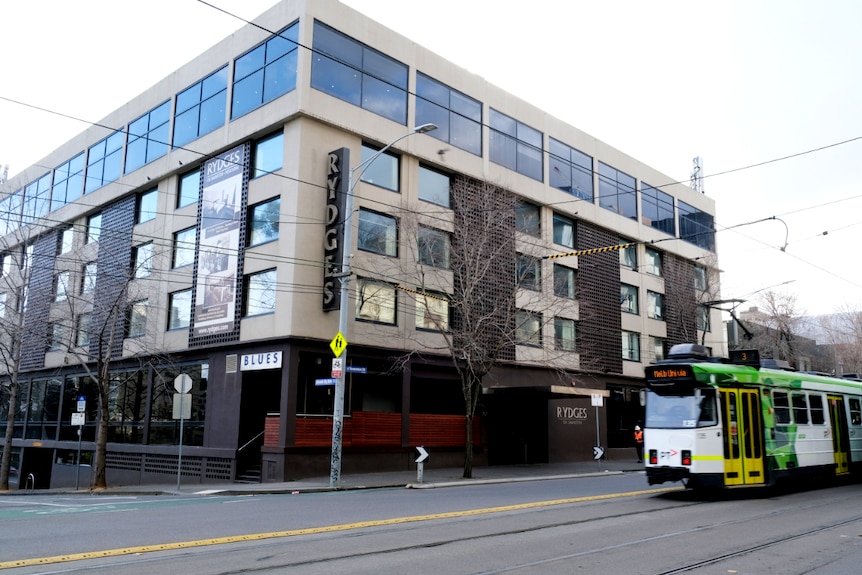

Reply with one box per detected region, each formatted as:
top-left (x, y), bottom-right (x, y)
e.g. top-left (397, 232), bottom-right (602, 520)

top-left (20, 232), bottom-right (59, 370)
top-left (575, 222), bottom-right (623, 374)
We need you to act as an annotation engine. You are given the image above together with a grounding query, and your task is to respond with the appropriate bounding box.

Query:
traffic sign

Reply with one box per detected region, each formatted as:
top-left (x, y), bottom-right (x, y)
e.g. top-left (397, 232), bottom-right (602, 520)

top-left (593, 446), bottom-right (604, 460)
top-left (71, 413), bottom-right (85, 426)
top-left (332, 357), bottom-right (343, 378)
top-left (591, 393), bottom-right (603, 407)
top-left (346, 365), bottom-right (367, 374)
top-left (174, 373), bottom-right (193, 394)
top-left (330, 332), bottom-right (347, 357)
top-left (315, 378), bottom-right (337, 386)
top-left (76, 396), bottom-right (86, 413)
top-left (415, 446), bottom-right (429, 463)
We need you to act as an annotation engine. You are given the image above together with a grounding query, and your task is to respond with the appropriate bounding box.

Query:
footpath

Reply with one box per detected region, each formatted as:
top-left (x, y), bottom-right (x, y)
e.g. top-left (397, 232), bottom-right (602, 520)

top-left (27, 458), bottom-right (645, 497)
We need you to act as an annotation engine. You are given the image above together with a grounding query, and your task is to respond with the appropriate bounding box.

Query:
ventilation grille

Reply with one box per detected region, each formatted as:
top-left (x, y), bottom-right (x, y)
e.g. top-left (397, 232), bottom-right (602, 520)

top-left (225, 354), bottom-right (238, 373)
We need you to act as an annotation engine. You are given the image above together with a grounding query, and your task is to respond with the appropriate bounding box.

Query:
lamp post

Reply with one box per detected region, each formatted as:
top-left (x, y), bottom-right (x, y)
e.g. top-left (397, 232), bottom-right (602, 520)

top-left (330, 123), bottom-right (437, 487)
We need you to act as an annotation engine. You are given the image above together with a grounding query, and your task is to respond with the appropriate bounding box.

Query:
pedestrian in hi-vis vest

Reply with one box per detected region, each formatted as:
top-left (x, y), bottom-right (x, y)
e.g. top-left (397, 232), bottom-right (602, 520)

top-left (633, 425), bottom-right (644, 463)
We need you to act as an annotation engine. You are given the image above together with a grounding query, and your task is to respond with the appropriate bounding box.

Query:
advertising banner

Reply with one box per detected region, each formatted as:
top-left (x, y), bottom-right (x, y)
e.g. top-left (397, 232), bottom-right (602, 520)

top-left (193, 145), bottom-right (244, 337)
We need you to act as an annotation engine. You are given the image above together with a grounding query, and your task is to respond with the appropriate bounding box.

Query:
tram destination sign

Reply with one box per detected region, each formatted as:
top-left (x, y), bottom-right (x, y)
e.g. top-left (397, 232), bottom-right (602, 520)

top-left (645, 366), bottom-right (693, 382)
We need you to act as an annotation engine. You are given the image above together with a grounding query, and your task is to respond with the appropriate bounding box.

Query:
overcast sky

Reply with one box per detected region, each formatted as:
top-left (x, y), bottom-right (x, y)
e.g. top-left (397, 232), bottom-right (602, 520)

top-left (1, 0), bottom-right (860, 322)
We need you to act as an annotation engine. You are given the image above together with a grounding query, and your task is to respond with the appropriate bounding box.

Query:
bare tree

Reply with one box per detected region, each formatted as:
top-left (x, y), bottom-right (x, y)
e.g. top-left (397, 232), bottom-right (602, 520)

top-left (817, 306), bottom-right (862, 376)
top-left (383, 178), bottom-right (577, 478)
top-left (741, 291), bottom-right (806, 367)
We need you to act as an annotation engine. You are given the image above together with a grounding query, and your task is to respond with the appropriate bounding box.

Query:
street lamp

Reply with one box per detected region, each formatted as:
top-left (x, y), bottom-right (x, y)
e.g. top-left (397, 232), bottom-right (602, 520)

top-left (330, 123), bottom-right (437, 487)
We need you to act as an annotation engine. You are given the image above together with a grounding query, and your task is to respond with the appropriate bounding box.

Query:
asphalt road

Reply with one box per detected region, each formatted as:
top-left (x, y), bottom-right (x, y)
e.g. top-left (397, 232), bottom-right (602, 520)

top-left (2, 473), bottom-right (862, 574)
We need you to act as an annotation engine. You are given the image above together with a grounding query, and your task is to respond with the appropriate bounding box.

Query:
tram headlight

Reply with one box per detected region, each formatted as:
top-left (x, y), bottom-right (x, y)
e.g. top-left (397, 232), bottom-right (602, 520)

top-left (681, 450), bottom-right (692, 466)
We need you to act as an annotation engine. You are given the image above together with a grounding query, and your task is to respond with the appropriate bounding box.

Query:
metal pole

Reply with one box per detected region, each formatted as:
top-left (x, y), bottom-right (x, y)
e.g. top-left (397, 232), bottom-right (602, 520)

top-left (329, 124), bottom-right (436, 488)
top-left (177, 393), bottom-right (185, 490)
top-left (75, 425), bottom-right (82, 490)
top-left (595, 405), bottom-right (601, 471)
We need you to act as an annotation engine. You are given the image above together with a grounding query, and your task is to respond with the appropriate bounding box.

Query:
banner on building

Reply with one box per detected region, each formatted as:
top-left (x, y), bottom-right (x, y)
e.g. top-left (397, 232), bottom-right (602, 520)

top-left (193, 145), bottom-right (245, 338)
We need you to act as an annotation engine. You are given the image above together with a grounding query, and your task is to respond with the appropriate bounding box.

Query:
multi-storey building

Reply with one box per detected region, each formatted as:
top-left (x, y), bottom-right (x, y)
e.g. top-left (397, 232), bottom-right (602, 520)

top-left (0, 0), bottom-right (720, 488)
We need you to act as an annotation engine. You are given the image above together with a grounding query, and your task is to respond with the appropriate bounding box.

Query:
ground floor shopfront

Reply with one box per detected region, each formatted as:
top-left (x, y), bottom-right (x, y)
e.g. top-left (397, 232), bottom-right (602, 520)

top-left (1, 339), bottom-right (645, 489)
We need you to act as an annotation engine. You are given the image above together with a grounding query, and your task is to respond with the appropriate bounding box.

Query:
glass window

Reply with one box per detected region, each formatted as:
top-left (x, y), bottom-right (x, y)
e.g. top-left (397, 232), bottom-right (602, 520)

top-left (58, 228), bottom-right (74, 254)
top-left (516, 310), bottom-right (542, 347)
top-left (416, 73), bottom-right (482, 155)
top-left (620, 241), bottom-right (637, 269)
top-left (554, 317), bottom-right (576, 351)
top-left (549, 138), bottom-right (593, 201)
top-left (645, 248), bottom-right (662, 276)
top-left (0, 190), bottom-right (23, 236)
top-left (22, 173), bottom-right (52, 224)
top-left (137, 189), bottom-right (158, 223)
top-left (0, 293), bottom-right (5, 318)
top-left (125, 101), bottom-right (170, 173)
top-left (253, 131), bottom-right (283, 178)
top-left (415, 291), bottom-right (449, 331)
top-left (244, 269), bottom-right (277, 316)
top-left (694, 266), bottom-right (707, 291)
top-left (358, 209), bottom-right (398, 256)
top-left (791, 393), bottom-right (809, 424)
top-left (489, 109), bottom-right (543, 181)
top-left (51, 153), bottom-right (85, 211)
top-left (553, 213), bottom-right (574, 248)
top-left (172, 227), bottom-right (197, 268)
top-left (418, 226), bottom-right (450, 269)
top-left (517, 253), bottom-right (540, 291)
top-left (642, 183), bottom-right (675, 235)
top-left (696, 305), bottom-right (711, 331)
top-left (553, 265), bottom-right (576, 299)
top-left (81, 262), bottom-right (97, 295)
top-left (133, 242), bottom-right (153, 278)
top-left (86, 213), bottom-right (102, 243)
top-left (311, 21), bottom-right (408, 124)
top-left (516, 202), bottom-right (541, 237)
top-left (418, 165), bottom-right (450, 207)
top-left (647, 291), bottom-right (665, 320)
top-left (127, 300), bottom-right (148, 338)
top-left (849, 397), bottom-right (861, 426)
top-left (622, 331), bottom-right (640, 361)
top-left (55, 271), bottom-right (71, 302)
top-left (76, 313), bottom-right (91, 347)
top-left (248, 197), bottom-right (280, 246)
top-left (49, 322), bottom-right (68, 352)
top-left (650, 336), bottom-right (666, 362)
top-left (679, 200), bottom-right (715, 252)
top-left (360, 144), bottom-right (399, 191)
top-left (177, 169), bottom-right (201, 208)
top-left (174, 66), bottom-right (228, 147)
top-left (168, 289), bottom-right (192, 330)
top-left (356, 278), bottom-right (396, 324)
top-left (232, 23), bottom-right (299, 119)
top-left (85, 130), bottom-right (124, 193)
top-left (0, 253), bottom-right (10, 277)
top-left (809, 394), bottom-right (825, 425)
top-left (621, 284), bottom-right (639, 314)
top-left (773, 391), bottom-right (791, 424)
top-left (598, 162), bottom-right (637, 220)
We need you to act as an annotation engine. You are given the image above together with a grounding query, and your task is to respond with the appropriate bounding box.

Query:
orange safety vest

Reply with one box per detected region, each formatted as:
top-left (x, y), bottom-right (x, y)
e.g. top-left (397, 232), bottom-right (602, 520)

top-left (634, 430), bottom-right (643, 443)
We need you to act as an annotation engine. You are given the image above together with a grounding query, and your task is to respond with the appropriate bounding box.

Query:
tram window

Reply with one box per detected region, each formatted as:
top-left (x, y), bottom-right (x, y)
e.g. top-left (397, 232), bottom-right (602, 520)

top-left (850, 398), bottom-right (862, 425)
top-left (773, 391), bottom-right (791, 424)
top-left (791, 393), bottom-right (809, 424)
top-left (696, 389), bottom-right (718, 426)
top-left (809, 394), bottom-right (826, 425)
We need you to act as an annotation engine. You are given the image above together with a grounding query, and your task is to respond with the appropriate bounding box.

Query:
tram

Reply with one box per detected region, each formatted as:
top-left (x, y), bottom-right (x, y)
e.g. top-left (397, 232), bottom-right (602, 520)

top-left (644, 344), bottom-right (862, 489)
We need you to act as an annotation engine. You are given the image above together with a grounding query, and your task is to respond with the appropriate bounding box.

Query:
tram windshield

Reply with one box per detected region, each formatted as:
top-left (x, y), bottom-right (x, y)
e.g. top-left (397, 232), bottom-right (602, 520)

top-left (645, 388), bottom-right (718, 429)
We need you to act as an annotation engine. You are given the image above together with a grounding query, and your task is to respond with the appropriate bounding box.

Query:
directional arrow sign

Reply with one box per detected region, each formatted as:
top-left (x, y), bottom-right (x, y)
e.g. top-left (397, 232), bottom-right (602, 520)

top-left (415, 446), bottom-right (429, 463)
top-left (593, 446), bottom-right (604, 460)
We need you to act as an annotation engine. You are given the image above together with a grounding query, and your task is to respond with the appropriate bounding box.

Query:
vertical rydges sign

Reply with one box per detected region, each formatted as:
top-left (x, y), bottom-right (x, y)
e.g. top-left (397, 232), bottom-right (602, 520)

top-left (193, 145), bottom-right (244, 337)
top-left (323, 148), bottom-right (348, 311)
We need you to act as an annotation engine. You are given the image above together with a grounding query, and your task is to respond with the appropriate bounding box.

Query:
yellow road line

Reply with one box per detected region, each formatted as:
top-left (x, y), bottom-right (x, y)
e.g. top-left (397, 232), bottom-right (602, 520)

top-left (0, 487), bottom-right (680, 569)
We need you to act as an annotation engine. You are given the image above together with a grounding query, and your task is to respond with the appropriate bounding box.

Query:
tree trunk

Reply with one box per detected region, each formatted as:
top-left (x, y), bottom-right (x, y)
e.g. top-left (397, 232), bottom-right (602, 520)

top-left (91, 364), bottom-right (110, 490)
top-left (0, 380), bottom-right (18, 491)
top-left (463, 413), bottom-right (474, 478)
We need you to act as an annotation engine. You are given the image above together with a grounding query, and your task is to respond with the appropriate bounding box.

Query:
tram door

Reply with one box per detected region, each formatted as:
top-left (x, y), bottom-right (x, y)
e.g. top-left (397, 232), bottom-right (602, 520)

top-left (827, 395), bottom-right (850, 476)
top-left (719, 389), bottom-right (765, 486)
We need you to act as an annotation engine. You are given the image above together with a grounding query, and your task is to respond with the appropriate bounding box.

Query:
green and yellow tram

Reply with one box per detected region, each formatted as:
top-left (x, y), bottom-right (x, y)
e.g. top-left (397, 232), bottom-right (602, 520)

top-left (644, 344), bottom-right (862, 489)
